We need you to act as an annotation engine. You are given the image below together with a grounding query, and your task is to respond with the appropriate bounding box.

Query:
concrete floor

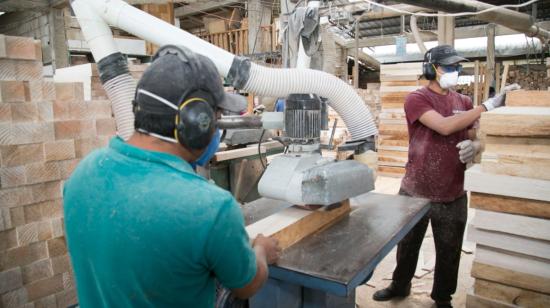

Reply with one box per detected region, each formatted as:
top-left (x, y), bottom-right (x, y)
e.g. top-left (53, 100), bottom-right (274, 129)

top-left (355, 176), bottom-right (475, 308)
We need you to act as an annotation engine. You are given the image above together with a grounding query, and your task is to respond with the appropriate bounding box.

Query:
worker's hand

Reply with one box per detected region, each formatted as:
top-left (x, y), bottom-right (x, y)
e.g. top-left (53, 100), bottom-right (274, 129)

top-left (482, 83), bottom-right (521, 111)
top-left (456, 140), bottom-right (480, 164)
top-left (501, 83), bottom-right (521, 94)
top-left (253, 234), bottom-right (282, 265)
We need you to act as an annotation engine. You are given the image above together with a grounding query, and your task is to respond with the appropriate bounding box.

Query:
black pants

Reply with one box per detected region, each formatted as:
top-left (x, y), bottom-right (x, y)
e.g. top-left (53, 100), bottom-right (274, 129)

top-left (392, 190), bottom-right (468, 302)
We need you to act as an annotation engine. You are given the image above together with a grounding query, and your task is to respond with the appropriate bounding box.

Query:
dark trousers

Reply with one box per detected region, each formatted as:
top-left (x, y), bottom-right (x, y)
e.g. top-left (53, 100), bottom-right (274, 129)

top-left (392, 190), bottom-right (468, 302)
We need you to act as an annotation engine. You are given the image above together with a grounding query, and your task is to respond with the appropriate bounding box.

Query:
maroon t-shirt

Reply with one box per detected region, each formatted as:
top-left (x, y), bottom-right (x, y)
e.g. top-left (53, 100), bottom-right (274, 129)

top-left (400, 86), bottom-right (473, 203)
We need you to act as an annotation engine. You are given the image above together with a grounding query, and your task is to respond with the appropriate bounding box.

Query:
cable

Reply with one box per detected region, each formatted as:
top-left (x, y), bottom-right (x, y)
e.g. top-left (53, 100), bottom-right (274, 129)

top-left (361, 0), bottom-right (540, 18)
top-left (258, 129), bottom-right (267, 170)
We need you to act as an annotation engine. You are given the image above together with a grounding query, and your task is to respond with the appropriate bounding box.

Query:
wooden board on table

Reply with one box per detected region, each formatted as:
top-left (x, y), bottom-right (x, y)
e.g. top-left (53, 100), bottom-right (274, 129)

top-left (464, 164), bottom-right (550, 202)
top-left (471, 261), bottom-right (550, 294)
top-left (378, 136), bottom-right (409, 148)
top-left (466, 292), bottom-right (519, 308)
top-left (246, 200), bottom-right (351, 251)
top-left (467, 225), bottom-right (550, 260)
top-left (480, 107), bottom-right (550, 137)
top-left (214, 146), bottom-right (266, 162)
top-left (474, 279), bottom-right (550, 307)
top-left (470, 192), bottom-right (550, 219)
top-left (506, 90), bottom-right (550, 107)
top-left (472, 209), bottom-right (550, 241)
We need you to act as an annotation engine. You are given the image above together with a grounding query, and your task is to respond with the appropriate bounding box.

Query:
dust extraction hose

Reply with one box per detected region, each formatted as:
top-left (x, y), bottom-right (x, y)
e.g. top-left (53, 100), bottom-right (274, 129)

top-left (231, 58), bottom-right (378, 140)
top-left (81, 0), bottom-right (378, 141)
top-left (72, 0), bottom-right (136, 140)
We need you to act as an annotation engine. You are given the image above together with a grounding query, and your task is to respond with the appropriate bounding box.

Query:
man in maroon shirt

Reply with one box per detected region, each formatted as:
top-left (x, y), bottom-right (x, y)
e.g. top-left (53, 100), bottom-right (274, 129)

top-left (372, 45), bottom-right (519, 308)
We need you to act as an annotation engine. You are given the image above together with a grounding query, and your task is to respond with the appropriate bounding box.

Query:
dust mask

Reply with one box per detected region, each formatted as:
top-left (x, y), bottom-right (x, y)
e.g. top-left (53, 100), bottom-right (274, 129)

top-left (438, 71), bottom-right (459, 89)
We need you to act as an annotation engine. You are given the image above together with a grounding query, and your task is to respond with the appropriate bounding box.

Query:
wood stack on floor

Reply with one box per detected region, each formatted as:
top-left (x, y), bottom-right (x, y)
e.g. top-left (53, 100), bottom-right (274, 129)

top-left (321, 86), bottom-right (380, 161)
top-left (464, 90), bottom-right (550, 307)
top-left (0, 35), bottom-right (118, 307)
top-left (377, 63), bottom-right (426, 177)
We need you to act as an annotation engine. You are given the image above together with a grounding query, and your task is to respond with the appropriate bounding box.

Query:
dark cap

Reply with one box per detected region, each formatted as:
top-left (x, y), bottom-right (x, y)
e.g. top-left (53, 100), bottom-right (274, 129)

top-left (134, 45), bottom-right (246, 116)
top-left (427, 45), bottom-right (468, 65)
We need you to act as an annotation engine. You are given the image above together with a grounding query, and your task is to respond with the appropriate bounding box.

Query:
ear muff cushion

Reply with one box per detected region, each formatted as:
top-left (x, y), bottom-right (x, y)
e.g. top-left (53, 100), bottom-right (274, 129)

top-left (175, 99), bottom-right (215, 150)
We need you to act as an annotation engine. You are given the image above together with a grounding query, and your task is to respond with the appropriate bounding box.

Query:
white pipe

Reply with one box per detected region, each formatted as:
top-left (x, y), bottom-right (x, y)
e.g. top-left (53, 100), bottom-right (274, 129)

top-left (244, 64), bottom-right (378, 140)
top-left (73, 0), bottom-right (136, 140)
top-left (85, 0), bottom-right (235, 76)
top-left (410, 14), bottom-right (428, 54)
top-left (82, 0), bottom-right (378, 139)
top-left (71, 0), bottom-right (118, 61)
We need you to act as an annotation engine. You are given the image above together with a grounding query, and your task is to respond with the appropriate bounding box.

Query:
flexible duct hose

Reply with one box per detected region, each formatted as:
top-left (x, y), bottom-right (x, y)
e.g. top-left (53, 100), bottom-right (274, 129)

top-left (243, 63), bottom-right (378, 140)
top-left (103, 73), bottom-right (136, 140)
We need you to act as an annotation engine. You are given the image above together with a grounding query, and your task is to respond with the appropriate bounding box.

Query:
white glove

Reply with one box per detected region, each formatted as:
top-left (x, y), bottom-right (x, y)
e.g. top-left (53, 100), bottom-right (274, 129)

top-left (482, 83), bottom-right (521, 111)
top-left (456, 140), bottom-right (480, 164)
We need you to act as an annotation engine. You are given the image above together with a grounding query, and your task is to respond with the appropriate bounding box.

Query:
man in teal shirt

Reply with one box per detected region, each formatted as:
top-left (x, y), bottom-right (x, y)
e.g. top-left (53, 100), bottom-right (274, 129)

top-left (64, 45), bottom-right (281, 307)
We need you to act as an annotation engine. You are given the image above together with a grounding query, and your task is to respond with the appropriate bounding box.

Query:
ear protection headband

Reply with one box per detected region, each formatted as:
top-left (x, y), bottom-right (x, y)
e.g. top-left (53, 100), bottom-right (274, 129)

top-left (422, 48), bottom-right (437, 80)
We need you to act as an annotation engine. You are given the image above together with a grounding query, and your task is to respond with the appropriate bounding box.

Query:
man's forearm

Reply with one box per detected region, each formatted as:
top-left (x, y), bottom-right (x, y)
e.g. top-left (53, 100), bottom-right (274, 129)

top-left (443, 106), bottom-right (485, 135)
top-left (231, 246), bottom-right (269, 299)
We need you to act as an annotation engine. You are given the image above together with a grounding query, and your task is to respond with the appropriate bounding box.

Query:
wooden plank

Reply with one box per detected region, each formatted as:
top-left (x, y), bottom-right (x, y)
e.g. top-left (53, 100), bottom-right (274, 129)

top-left (377, 165), bottom-right (405, 178)
top-left (475, 246), bottom-right (550, 286)
top-left (474, 279), bottom-right (550, 307)
top-left (380, 85), bottom-right (423, 93)
top-left (472, 209), bottom-right (550, 241)
top-left (213, 146), bottom-right (265, 162)
top-left (464, 164), bottom-right (550, 202)
top-left (246, 200), bottom-right (351, 251)
top-left (480, 107), bottom-right (550, 137)
top-left (500, 63), bottom-right (510, 93)
top-left (481, 135), bottom-right (550, 180)
top-left (471, 261), bottom-right (550, 294)
top-left (482, 151), bottom-right (550, 180)
top-left (466, 292), bottom-right (519, 308)
top-left (470, 192), bottom-right (550, 219)
top-left (467, 225), bottom-right (550, 260)
top-left (506, 90), bottom-right (550, 107)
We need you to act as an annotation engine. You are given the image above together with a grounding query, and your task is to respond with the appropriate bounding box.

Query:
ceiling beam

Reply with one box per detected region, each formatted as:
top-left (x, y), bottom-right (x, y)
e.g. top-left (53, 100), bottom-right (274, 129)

top-left (174, 0), bottom-right (239, 18)
top-left (340, 21), bottom-right (550, 49)
top-left (0, 0), bottom-right (50, 12)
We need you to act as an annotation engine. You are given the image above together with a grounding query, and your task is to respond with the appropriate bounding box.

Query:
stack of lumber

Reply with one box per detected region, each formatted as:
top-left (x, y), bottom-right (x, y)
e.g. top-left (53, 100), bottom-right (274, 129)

top-left (506, 64), bottom-right (550, 91)
top-left (377, 63), bottom-right (427, 177)
top-left (0, 35), bottom-right (118, 307)
top-left (464, 90), bottom-right (550, 307)
top-left (321, 86), bottom-right (380, 160)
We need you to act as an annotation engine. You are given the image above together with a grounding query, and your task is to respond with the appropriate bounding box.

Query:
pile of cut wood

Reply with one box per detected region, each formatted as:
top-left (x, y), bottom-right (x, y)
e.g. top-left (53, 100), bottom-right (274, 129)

top-left (377, 63), bottom-right (426, 177)
top-left (464, 90), bottom-right (550, 307)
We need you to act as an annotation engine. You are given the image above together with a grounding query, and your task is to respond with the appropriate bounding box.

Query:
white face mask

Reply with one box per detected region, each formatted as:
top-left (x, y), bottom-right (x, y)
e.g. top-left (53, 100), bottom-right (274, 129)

top-left (438, 71), bottom-right (459, 89)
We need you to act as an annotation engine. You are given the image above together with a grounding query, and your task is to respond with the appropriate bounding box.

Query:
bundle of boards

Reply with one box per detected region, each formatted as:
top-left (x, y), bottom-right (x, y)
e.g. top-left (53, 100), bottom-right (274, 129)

top-left (377, 63), bottom-right (426, 177)
top-left (464, 90), bottom-right (550, 307)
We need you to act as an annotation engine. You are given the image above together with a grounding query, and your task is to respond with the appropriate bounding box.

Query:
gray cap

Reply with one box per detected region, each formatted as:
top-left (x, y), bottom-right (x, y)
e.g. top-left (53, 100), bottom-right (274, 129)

top-left (134, 45), bottom-right (247, 115)
top-left (429, 45), bottom-right (468, 65)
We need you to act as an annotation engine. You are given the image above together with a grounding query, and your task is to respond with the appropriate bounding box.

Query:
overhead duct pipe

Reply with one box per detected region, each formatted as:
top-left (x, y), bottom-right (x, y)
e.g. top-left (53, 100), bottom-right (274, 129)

top-left (394, 0), bottom-right (550, 41)
top-left (76, 0), bottom-right (378, 141)
top-left (71, 0), bottom-right (136, 140)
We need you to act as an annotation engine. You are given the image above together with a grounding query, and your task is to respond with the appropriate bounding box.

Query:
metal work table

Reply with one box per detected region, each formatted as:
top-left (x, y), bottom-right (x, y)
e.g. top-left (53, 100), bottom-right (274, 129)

top-left (243, 192), bottom-right (430, 308)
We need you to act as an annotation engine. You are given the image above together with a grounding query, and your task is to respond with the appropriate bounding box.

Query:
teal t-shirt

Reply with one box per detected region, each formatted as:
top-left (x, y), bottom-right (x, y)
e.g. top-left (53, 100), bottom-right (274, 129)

top-left (63, 137), bottom-right (256, 307)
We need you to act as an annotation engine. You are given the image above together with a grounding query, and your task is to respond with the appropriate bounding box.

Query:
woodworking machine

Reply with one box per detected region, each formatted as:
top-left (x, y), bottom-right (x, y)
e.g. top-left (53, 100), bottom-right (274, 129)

top-left (218, 94), bottom-right (376, 207)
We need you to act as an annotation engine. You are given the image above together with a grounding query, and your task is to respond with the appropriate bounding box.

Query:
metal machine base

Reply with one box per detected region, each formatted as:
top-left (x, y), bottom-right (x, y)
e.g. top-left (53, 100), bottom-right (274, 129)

top-left (249, 278), bottom-right (357, 308)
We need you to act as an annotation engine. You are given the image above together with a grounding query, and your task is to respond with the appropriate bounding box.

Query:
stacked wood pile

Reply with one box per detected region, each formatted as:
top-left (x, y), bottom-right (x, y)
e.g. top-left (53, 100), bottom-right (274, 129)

top-left (506, 64), bottom-right (550, 91)
top-left (377, 63), bottom-right (427, 177)
top-left (321, 86), bottom-right (380, 149)
top-left (464, 90), bottom-right (550, 307)
top-left (0, 35), bottom-right (119, 307)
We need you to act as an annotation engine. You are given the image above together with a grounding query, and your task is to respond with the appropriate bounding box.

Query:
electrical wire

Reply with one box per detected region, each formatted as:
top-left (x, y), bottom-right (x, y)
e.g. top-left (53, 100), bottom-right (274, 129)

top-left (361, 0), bottom-right (540, 18)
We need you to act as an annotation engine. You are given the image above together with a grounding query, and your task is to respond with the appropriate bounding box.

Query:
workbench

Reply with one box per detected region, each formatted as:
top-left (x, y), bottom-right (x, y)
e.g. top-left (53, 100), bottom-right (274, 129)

top-left (242, 192), bottom-right (430, 308)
